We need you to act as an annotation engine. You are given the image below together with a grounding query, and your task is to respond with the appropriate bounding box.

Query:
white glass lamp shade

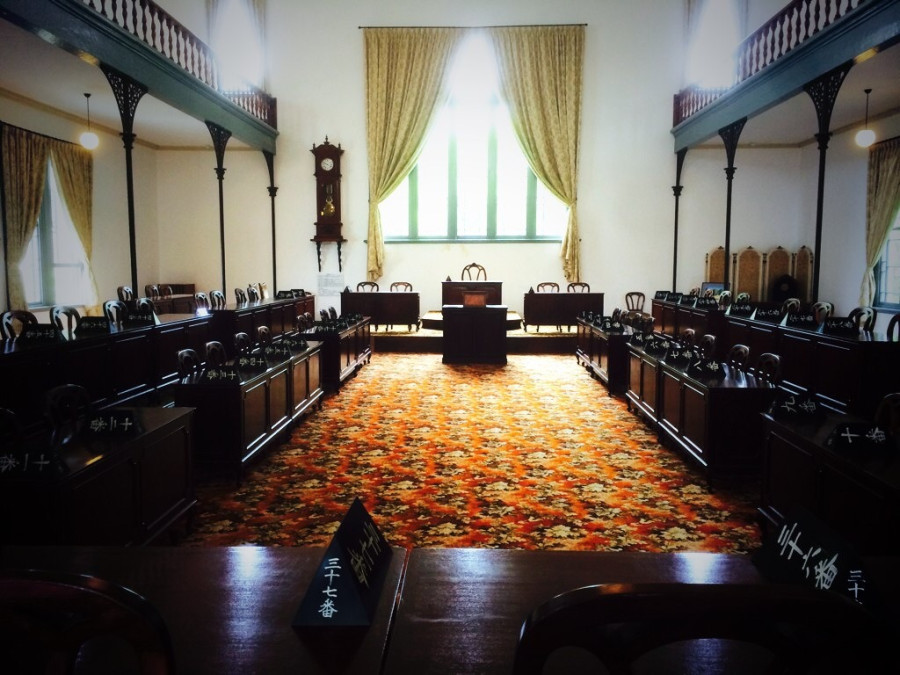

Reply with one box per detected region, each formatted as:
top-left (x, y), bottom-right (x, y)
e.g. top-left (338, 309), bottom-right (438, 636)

top-left (855, 128), bottom-right (876, 149)
top-left (79, 130), bottom-right (99, 150)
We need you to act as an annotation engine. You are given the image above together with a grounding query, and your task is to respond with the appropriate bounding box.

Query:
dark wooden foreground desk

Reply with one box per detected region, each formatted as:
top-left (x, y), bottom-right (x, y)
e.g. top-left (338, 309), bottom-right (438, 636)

top-left (442, 280), bottom-right (502, 305)
top-left (523, 291), bottom-right (604, 331)
top-left (0, 545), bottom-right (406, 675)
top-left (340, 289), bottom-right (420, 330)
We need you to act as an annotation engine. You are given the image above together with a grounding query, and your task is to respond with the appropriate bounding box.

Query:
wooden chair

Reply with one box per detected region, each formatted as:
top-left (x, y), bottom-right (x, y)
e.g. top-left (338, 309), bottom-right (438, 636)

top-left (44, 383), bottom-right (91, 448)
top-left (697, 333), bottom-right (716, 360)
top-left (258, 281), bottom-right (269, 299)
top-left (206, 290), bottom-right (225, 310)
top-left (135, 297), bottom-right (156, 317)
top-left (205, 340), bottom-right (228, 368)
top-left (724, 343), bottom-right (750, 373)
top-left (0, 569), bottom-right (175, 675)
top-left (461, 262), bottom-right (487, 280)
top-left (717, 290), bottom-right (732, 307)
top-left (357, 281), bottom-right (379, 292)
top-left (887, 313), bottom-right (899, 342)
top-left (176, 348), bottom-right (203, 382)
top-left (811, 300), bottom-right (834, 323)
top-left (1, 309), bottom-right (38, 339)
top-left (536, 282), bottom-right (559, 292)
top-left (679, 328), bottom-right (696, 347)
top-left (257, 325), bottom-right (272, 347)
top-left (735, 291), bottom-right (751, 303)
top-left (233, 332), bottom-right (253, 356)
top-left (781, 297), bottom-right (801, 314)
top-left (567, 282), bottom-right (590, 293)
top-left (328, 306), bottom-right (338, 320)
top-left (159, 284), bottom-right (173, 298)
top-left (144, 284), bottom-right (160, 300)
top-left (875, 392), bottom-right (900, 436)
top-left (246, 284), bottom-right (260, 302)
top-left (116, 285), bottom-right (135, 302)
top-left (511, 582), bottom-right (891, 675)
top-left (753, 352), bottom-right (782, 387)
top-left (624, 292), bottom-right (645, 311)
top-left (848, 306), bottom-right (877, 333)
top-left (103, 300), bottom-right (128, 328)
top-left (234, 287), bottom-right (248, 304)
top-left (390, 281), bottom-right (413, 292)
top-left (194, 292), bottom-right (210, 311)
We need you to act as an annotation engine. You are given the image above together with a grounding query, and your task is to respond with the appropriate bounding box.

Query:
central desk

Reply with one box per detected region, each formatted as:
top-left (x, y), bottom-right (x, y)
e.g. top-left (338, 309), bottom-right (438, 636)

top-left (442, 280), bottom-right (502, 306)
top-left (441, 304), bottom-right (508, 364)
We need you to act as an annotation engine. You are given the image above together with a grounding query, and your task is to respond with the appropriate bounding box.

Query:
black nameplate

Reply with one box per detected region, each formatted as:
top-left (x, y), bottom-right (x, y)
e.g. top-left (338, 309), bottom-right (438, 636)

top-left (18, 324), bottom-right (64, 344)
top-left (75, 316), bottom-right (111, 336)
top-left (768, 391), bottom-right (824, 421)
top-left (123, 310), bottom-right (157, 328)
top-left (85, 409), bottom-right (139, 437)
top-left (728, 304), bottom-right (754, 317)
top-left (822, 317), bottom-right (858, 336)
top-left (678, 295), bottom-right (696, 305)
top-left (755, 308), bottom-right (783, 323)
top-left (785, 312), bottom-right (818, 329)
top-left (599, 317), bottom-right (624, 333)
top-left (235, 355), bottom-right (269, 374)
top-left (753, 508), bottom-right (877, 612)
top-left (264, 344), bottom-right (294, 361)
top-left (825, 422), bottom-right (893, 454)
top-left (275, 290), bottom-right (294, 299)
top-left (281, 337), bottom-right (310, 353)
top-left (0, 446), bottom-right (68, 478)
top-left (695, 297), bottom-right (718, 309)
top-left (688, 359), bottom-right (725, 380)
top-left (665, 292), bottom-right (682, 303)
top-left (201, 366), bottom-right (241, 383)
top-left (654, 290), bottom-right (668, 300)
top-left (291, 289), bottom-right (306, 297)
top-left (293, 498), bottom-right (393, 628)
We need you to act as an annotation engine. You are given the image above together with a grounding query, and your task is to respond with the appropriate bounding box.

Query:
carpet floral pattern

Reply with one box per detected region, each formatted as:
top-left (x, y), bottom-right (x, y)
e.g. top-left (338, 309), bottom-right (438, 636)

top-left (184, 354), bottom-right (762, 553)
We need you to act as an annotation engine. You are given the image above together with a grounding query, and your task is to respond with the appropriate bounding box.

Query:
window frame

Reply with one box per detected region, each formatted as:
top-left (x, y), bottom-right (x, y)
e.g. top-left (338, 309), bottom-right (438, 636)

top-left (873, 210), bottom-right (900, 312)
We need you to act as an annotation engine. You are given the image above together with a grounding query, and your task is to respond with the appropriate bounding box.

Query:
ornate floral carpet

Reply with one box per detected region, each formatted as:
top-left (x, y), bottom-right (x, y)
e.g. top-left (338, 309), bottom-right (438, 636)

top-left (183, 354), bottom-right (763, 553)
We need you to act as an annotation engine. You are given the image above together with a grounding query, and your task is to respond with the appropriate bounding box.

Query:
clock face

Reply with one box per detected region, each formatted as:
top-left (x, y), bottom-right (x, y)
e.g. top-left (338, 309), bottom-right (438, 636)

top-left (320, 157), bottom-right (334, 172)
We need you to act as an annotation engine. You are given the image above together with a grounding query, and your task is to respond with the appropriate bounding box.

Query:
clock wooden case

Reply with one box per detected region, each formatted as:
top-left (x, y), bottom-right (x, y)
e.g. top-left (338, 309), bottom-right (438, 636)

top-left (311, 138), bottom-right (345, 271)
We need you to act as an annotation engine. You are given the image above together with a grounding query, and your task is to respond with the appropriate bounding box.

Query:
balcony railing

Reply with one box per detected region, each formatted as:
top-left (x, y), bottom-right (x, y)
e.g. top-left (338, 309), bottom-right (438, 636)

top-left (673, 0), bottom-right (869, 127)
top-left (80, 0), bottom-right (277, 129)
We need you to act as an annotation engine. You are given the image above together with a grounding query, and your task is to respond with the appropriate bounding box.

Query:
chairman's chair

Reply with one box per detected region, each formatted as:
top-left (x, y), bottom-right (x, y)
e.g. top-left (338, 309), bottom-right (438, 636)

top-left (536, 282), bottom-right (559, 292)
top-left (390, 281), bottom-right (413, 292)
top-left (512, 582), bottom-right (892, 674)
top-left (567, 282), bottom-right (590, 293)
top-left (0, 569), bottom-right (175, 674)
top-left (624, 292), bottom-right (644, 312)
top-left (357, 281), bottom-right (379, 292)
top-left (461, 262), bottom-right (487, 280)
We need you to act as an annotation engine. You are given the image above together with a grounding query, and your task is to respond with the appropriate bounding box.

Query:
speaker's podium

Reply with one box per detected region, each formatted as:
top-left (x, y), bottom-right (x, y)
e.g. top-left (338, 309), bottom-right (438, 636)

top-left (442, 292), bottom-right (507, 364)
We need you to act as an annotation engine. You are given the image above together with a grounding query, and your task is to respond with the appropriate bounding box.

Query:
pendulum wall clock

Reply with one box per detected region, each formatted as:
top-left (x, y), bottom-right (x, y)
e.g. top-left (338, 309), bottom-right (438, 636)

top-left (311, 137), bottom-right (346, 271)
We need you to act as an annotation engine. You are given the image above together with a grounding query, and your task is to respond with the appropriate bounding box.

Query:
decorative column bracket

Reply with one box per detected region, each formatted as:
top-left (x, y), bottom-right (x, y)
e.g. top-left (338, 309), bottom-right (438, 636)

top-left (718, 117), bottom-right (747, 293)
top-left (264, 150), bottom-right (278, 291)
top-left (101, 65), bottom-right (147, 293)
top-left (314, 241), bottom-right (343, 273)
top-left (803, 61), bottom-right (853, 302)
top-left (207, 121), bottom-right (232, 295)
top-left (672, 148), bottom-right (688, 292)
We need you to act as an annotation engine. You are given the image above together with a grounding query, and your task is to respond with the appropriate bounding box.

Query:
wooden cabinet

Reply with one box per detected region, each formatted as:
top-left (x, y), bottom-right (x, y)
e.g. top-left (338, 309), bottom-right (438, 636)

top-left (0, 407), bottom-right (195, 546)
top-left (442, 305), bottom-right (507, 364)
top-left (523, 292), bottom-right (604, 332)
top-left (761, 413), bottom-right (900, 554)
top-left (575, 318), bottom-right (629, 395)
top-left (340, 290), bottom-right (421, 331)
top-left (301, 318), bottom-right (371, 392)
top-left (626, 343), bottom-right (661, 425)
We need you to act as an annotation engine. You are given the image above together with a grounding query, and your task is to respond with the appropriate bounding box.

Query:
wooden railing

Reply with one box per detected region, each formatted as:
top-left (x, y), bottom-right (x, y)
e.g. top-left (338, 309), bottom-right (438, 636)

top-left (80, 0), bottom-right (277, 129)
top-left (673, 0), bottom-right (869, 126)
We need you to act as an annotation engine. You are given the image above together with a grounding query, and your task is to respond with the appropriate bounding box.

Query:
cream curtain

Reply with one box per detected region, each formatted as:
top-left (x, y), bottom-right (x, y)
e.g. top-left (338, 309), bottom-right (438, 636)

top-left (860, 137), bottom-right (900, 306)
top-left (1, 124), bottom-right (50, 309)
top-left (364, 27), bottom-right (462, 280)
top-left (488, 25), bottom-right (584, 281)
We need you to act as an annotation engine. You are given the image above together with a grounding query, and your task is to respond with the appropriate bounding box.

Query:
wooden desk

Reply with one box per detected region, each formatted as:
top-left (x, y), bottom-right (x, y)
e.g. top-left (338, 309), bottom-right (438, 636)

top-left (300, 317), bottom-right (371, 392)
top-left (442, 304), bottom-right (508, 364)
top-left (0, 545), bottom-right (407, 675)
top-left (0, 407), bottom-right (195, 546)
top-left (575, 317), bottom-right (630, 395)
top-left (442, 280), bottom-right (502, 306)
top-left (523, 291), bottom-right (604, 331)
top-left (211, 295), bottom-right (316, 357)
top-left (340, 289), bottom-right (420, 330)
top-left (382, 549), bottom-right (770, 674)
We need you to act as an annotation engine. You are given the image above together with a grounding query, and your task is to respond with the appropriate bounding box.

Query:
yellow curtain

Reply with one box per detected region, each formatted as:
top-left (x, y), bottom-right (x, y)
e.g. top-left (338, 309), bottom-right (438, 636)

top-left (860, 137), bottom-right (900, 306)
top-left (364, 27), bottom-right (462, 280)
top-left (1, 124), bottom-right (51, 309)
top-left (488, 25), bottom-right (584, 281)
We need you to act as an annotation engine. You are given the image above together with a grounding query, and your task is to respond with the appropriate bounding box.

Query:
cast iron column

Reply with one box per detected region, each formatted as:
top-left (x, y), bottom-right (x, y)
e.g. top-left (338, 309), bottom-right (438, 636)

top-left (101, 66), bottom-right (147, 293)
top-left (207, 122), bottom-right (232, 295)
top-left (672, 148), bottom-right (688, 291)
top-left (718, 118), bottom-right (746, 292)
top-left (264, 150), bottom-right (278, 292)
top-left (803, 62), bottom-right (852, 302)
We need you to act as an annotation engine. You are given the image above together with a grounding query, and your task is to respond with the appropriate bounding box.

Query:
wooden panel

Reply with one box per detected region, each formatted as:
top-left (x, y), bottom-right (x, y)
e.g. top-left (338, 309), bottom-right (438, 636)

top-left (139, 421), bottom-right (193, 539)
top-left (762, 428), bottom-right (820, 521)
top-left (681, 381), bottom-right (707, 458)
top-left (242, 379), bottom-right (269, 454)
top-left (705, 246), bottom-right (725, 284)
top-left (734, 246), bottom-right (763, 301)
top-left (764, 246), bottom-right (792, 300)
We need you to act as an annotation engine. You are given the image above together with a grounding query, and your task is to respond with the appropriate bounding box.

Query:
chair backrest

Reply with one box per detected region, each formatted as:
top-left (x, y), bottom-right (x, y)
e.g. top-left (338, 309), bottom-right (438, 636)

top-left (116, 285), bottom-right (134, 302)
top-left (781, 297), bottom-right (801, 314)
top-left (874, 391), bottom-right (900, 436)
top-left (44, 383), bottom-right (91, 448)
top-left (319, 308), bottom-right (330, 322)
top-left (194, 292), bottom-right (210, 310)
top-left (848, 305), bottom-right (877, 332)
top-left (144, 284), bottom-right (160, 300)
top-left (679, 328), bottom-right (696, 346)
top-left (246, 284), bottom-right (260, 302)
top-left (725, 343), bottom-right (750, 373)
top-left (233, 332), bottom-right (253, 356)
top-left (753, 352), bottom-right (782, 386)
top-left (536, 282), bottom-right (559, 293)
top-left (176, 348), bottom-right (203, 381)
top-left (205, 340), bottom-right (228, 367)
top-left (258, 281), bottom-right (269, 299)
top-left (234, 287), bottom-right (248, 304)
top-left (0, 569), bottom-right (175, 674)
top-left (624, 292), bottom-right (645, 311)
top-left (735, 291), bottom-right (751, 303)
top-left (103, 300), bottom-right (128, 327)
top-left (357, 281), bottom-right (379, 292)
top-left (209, 290), bottom-right (227, 310)
top-left (811, 300), bottom-right (834, 322)
top-left (567, 282), bottom-right (590, 293)
top-left (257, 325), bottom-right (272, 346)
top-left (512, 582), bottom-right (891, 675)
top-left (159, 284), bottom-right (173, 298)
top-left (697, 333), bottom-right (716, 359)
top-left (718, 290), bottom-right (732, 307)
top-left (461, 262), bottom-right (487, 280)
top-left (888, 313), bottom-right (899, 342)
top-left (1, 310), bottom-right (39, 339)
top-left (328, 306), bottom-right (338, 320)
top-left (390, 281), bottom-right (413, 292)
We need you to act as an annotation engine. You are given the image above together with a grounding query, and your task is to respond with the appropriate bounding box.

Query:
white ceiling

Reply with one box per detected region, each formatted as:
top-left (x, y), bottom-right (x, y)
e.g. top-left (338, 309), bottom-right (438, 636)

top-left (0, 16), bottom-right (897, 150)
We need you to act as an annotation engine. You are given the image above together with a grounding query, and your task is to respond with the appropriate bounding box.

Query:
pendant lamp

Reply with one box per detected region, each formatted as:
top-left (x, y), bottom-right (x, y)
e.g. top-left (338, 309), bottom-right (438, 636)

top-left (79, 92), bottom-right (99, 150)
top-left (855, 88), bottom-right (875, 149)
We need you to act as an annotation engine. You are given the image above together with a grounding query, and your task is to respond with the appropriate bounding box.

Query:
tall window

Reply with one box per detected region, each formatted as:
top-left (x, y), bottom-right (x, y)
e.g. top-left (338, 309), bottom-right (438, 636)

top-left (380, 33), bottom-right (568, 242)
top-left (875, 210), bottom-right (900, 309)
top-left (21, 160), bottom-right (96, 307)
